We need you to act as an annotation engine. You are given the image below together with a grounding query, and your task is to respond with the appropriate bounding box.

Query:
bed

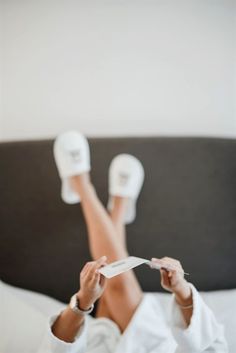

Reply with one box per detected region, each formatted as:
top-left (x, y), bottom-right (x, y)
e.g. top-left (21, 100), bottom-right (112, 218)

top-left (0, 137), bottom-right (236, 351)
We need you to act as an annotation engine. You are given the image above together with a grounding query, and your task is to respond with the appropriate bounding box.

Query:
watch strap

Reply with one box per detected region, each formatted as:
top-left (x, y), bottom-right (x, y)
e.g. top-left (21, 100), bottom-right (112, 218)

top-left (70, 294), bottom-right (94, 315)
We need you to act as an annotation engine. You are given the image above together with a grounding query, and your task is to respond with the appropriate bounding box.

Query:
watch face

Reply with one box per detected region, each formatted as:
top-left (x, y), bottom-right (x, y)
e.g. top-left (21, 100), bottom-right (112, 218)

top-left (71, 295), bottom-right (77, 309)
top-left (70, 294), bottom-right (79, 312)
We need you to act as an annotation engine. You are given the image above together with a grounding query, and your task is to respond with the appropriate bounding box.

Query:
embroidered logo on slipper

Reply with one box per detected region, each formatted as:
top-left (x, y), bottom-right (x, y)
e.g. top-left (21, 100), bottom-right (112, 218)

top-left (118, 172), bottom-right (130, 186)
top-left (69, 149), bottom-right (82, 163)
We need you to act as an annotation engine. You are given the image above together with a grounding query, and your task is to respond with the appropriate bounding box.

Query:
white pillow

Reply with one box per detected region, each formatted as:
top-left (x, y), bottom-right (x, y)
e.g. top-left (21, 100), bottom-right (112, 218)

top-left (3, 280), bottom-right (65, 317)
top-left (0, 280), bottom-right (47, 353)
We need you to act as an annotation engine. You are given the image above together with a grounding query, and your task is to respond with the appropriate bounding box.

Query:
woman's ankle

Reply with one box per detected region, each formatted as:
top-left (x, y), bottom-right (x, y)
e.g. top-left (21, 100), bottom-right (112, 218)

top-left (110, 196), bottom-right (129, 221)
top-left (70, 173), bottom-right (91, 194)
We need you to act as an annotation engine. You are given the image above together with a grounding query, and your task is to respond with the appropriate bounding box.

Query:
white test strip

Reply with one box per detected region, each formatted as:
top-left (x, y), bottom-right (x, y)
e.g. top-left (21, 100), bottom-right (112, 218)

top-left (98, 256), bottom-right (149, 278)
top-left (99, 257), bottom-right (190, 278)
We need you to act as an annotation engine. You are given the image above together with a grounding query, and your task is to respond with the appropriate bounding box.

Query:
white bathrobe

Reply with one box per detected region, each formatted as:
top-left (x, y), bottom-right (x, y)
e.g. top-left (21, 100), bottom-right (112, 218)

top-left (38, 285), bottom-right (228, 353)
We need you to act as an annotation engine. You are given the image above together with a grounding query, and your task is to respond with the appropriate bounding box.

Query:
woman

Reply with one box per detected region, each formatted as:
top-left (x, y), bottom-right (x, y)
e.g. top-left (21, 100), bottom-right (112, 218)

top-left (40, 130), bottom-right (227, 353)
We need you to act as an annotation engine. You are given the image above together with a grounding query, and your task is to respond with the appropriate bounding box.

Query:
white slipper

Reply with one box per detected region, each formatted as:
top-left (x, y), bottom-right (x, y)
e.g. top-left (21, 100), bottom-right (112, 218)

top-left (53, 130), bottom-right (90, 204)
top-left (108, 154), bottom-right (145, 224)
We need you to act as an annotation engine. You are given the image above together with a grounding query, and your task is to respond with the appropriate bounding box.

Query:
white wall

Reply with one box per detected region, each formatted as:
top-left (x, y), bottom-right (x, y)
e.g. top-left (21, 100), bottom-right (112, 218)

top-left (1, 0), bottom-right (236, 141)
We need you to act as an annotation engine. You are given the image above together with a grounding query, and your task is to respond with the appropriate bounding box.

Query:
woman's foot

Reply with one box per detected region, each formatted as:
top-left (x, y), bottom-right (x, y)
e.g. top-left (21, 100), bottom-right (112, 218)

top-left (53, 130), bottom-right (91, 204)
top-left (108, 154), bottom-right (145, 224)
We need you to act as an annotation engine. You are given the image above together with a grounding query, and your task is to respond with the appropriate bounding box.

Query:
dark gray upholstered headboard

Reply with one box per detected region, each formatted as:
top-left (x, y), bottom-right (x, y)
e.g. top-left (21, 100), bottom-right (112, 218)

top-left (0, 137), bottom-right (236, 303)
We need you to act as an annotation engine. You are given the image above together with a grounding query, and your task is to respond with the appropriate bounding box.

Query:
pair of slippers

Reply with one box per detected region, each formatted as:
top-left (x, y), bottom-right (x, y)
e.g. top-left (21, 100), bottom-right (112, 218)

top-left (53, 131), bottom-right (145, 224)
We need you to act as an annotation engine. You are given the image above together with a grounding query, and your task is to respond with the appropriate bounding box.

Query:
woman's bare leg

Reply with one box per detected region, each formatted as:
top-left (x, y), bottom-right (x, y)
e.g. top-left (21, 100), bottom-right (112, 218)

top-left (71, 174), bottom-right (143, 331)
top-left (109, 196), bottom-right (128, 247)
top-left (96, 196), bottom-right (129, 319)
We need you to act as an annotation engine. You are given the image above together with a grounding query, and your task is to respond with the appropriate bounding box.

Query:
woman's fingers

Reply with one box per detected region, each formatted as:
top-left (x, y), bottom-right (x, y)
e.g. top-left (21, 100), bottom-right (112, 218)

top-left (81, 259), bottom-right (102, 276)
top-left (84, 256), bottom-right (107, 282)
top-left (99, 273), bottom-right (106, 288)
top-left (89, 270), bottom-right (100, 284)
top-left (160, 269), bottom-right (170, 288)
top-left (152, 257), bottom-right (184, 275)
top-left (162, 257), bottom-right (183, 270)
top-left (96, 256), bottom-right (107, 266)
top-left (88, 268), bottom-right (106, 291)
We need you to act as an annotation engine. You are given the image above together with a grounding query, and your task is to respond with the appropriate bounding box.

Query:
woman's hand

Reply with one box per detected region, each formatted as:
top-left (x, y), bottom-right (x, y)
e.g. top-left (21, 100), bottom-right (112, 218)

top-left (52, 256), bottom-right (107, 343)
top-left (77, 256), bottom-right (107, 310)
top-left (151, 257), bottom-right (192, 306)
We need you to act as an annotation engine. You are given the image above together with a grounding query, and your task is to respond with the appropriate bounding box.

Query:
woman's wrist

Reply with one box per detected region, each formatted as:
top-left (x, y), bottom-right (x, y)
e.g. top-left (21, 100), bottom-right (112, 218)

top-left (173, 281), bottom-right (193, 306)
top-left (77, 290), bottom-right (94, 311)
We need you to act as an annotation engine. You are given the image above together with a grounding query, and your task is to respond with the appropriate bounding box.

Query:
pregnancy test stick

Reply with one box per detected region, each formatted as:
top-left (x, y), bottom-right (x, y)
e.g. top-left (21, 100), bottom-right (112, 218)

top-left (99, 256), bottom-right (149, 278)
top-left (147, 261), bottom-right (190, 276)
top-left (99, 256), bottom-right (189, 279)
